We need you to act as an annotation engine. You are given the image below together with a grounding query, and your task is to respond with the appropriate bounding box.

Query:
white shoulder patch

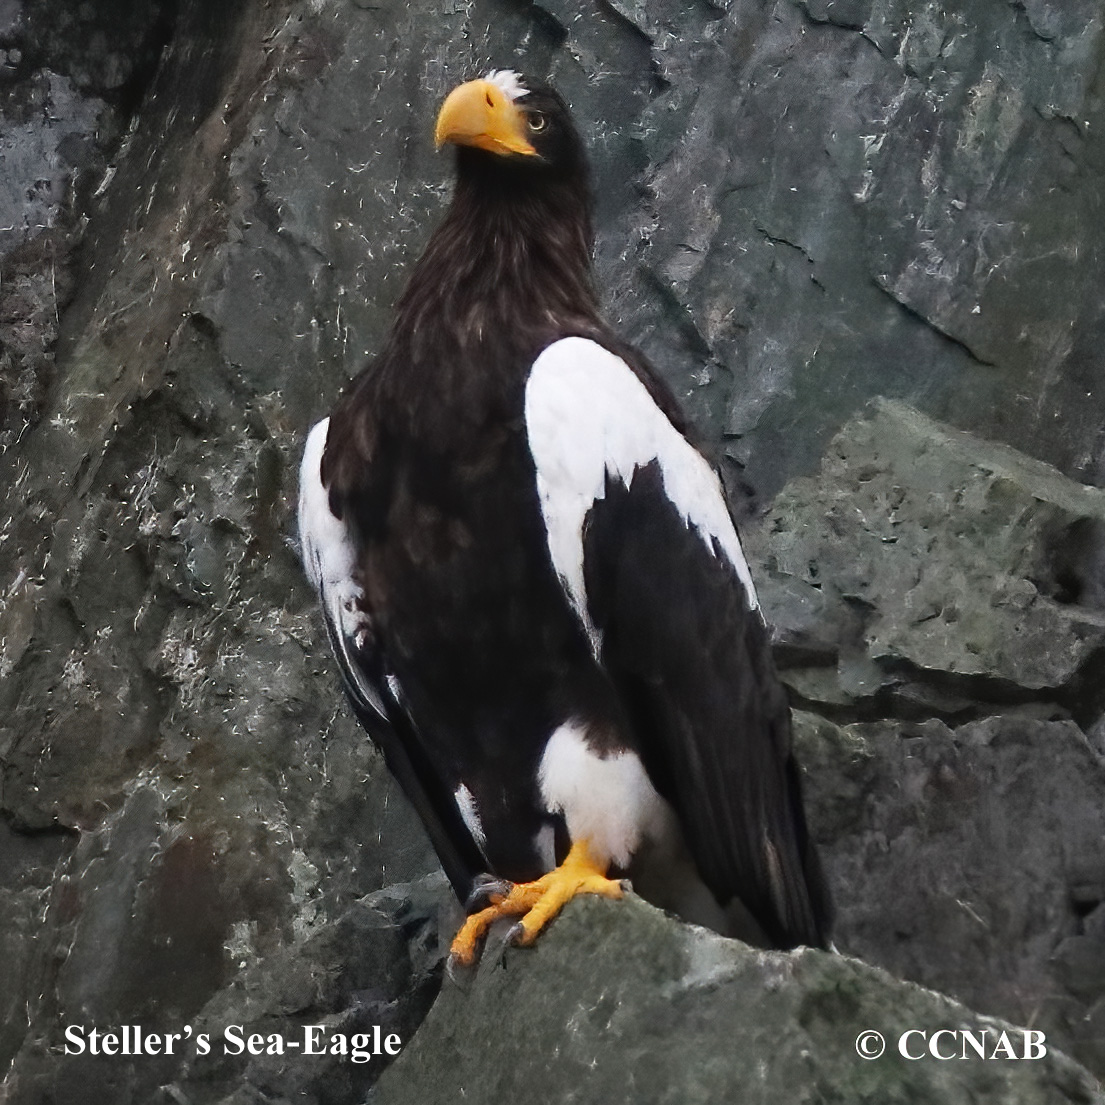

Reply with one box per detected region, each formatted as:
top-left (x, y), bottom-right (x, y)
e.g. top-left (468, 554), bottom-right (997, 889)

top-left (484, 69), bottom-right (528, 101)
top-left (523, 337), bottom-right (760, 654)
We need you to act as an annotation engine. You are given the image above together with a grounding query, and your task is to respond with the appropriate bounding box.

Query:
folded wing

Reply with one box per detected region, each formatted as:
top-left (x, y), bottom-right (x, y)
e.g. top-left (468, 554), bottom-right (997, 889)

top-left (525, 338), bottom-right (830, 948)
top-left (298, 419), bottom-right (485, 899)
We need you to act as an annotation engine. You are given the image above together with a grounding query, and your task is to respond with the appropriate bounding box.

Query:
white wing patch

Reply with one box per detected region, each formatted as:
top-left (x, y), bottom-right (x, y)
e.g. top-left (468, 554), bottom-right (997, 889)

top-left (524, 337), bottom-right (760, 655)
top-left (299, 418), bottom-right (360, 627)
top-left (298, 419), bottom-right (382, 717)
top-left (484, 69), bottom-right (529, 101)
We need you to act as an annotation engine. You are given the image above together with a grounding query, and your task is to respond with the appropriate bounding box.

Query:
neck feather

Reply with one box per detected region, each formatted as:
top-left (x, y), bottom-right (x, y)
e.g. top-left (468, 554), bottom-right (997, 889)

top-left (389, 157), bottom-right (599, 364)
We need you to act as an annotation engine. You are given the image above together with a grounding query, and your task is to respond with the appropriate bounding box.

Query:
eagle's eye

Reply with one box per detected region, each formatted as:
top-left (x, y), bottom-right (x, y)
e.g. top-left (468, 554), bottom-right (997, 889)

top-left (527, 112), bottom-right (547, 133)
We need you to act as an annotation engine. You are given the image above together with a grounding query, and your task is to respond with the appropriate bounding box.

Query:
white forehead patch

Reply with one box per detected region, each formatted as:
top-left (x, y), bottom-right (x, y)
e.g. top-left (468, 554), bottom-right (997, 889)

top-left (484, 69), bottom-right (529, 101)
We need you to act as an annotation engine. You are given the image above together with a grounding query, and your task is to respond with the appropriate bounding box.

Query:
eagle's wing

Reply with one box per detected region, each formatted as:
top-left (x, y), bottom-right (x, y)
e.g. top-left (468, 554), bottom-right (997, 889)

top-left (297, 419), bottom-right (486, 900)
top-left (524, 338), bottom-right (831, 948)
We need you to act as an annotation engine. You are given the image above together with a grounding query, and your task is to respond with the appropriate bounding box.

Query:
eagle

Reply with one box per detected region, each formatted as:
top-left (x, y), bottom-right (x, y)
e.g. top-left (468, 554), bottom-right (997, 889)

top-left (298, 70), bottom-right (831, 964)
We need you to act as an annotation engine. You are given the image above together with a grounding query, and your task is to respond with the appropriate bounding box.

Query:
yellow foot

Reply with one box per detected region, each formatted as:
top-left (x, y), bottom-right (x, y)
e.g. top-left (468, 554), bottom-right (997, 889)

top-left (450, 839), bottom-right (624, 966)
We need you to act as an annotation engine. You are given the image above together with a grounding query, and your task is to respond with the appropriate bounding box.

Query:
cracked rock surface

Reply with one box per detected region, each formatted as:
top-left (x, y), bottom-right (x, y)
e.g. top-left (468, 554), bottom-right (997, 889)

top-left (1, 0), bottom-right (1104, 1101)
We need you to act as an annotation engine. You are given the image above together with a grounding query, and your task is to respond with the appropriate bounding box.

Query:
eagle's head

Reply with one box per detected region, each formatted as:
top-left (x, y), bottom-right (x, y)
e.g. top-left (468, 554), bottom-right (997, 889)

top-left (434, 70), bottom-right (587, 186)
top-left (384, 70), bottom-right (597, 363)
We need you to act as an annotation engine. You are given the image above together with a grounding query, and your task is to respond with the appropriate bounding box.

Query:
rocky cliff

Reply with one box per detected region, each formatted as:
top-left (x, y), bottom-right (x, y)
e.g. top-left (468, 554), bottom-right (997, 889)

top-left (1, 1), bottom-right (1103, 1102)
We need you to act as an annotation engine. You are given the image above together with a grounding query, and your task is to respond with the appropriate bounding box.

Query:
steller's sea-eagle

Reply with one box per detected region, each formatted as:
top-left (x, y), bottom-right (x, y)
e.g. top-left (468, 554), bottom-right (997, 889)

top-left (298, 70), bottom-right (832, 964)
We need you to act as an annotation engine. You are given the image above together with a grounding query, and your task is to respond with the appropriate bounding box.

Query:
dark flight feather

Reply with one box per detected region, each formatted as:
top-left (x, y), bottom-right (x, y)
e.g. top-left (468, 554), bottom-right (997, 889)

top-left (582, 462), bottom-right (831, 946)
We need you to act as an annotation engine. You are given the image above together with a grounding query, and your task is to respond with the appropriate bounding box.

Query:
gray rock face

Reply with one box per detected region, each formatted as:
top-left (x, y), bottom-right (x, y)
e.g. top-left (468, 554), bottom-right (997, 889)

top-left (2, 0), bottom-right (1104, 1101)
top-left (797, 711), bottom-right (1105, 1078)
top-left (608, 0), bottom-right (1105, 502)
top-left (746, 401), bottom-right (1105, 1077)
top-left (0, 0), bottom-right (175, 452)
top-left (372, 895), bottom-right (1104, 1105)
top-left (747, 399), bottom-right (1105, 705)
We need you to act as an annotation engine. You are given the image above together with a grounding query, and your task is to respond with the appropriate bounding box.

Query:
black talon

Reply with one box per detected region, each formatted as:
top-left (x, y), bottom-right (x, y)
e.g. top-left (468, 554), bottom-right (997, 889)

top-left (465, 873), bottom-right (514, 913)
top-left (445, 950), bottom-right (464, 983)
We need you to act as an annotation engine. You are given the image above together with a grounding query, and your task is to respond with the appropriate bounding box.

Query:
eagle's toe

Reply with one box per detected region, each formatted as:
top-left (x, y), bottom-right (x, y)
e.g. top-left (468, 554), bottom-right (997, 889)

top-left (448, 839), bottom-right (623, 965)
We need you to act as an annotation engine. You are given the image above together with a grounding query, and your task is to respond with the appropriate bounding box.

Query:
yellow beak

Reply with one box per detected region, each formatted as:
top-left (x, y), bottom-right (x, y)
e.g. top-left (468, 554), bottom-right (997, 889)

top-left (434, 79), bottom-right (537, 157)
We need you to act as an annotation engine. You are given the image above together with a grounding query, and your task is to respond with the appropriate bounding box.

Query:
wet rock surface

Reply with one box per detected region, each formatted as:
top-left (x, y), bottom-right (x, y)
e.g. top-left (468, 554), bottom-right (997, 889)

top-left (1, 0), bottom-right (1104, 1101)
